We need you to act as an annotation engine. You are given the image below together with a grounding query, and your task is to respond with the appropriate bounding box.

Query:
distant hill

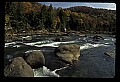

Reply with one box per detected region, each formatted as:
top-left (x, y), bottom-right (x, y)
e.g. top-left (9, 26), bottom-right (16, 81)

top-left (5, 2), bottom-right (116, 35)
top-left (65, 6), bottom-right (116, 16)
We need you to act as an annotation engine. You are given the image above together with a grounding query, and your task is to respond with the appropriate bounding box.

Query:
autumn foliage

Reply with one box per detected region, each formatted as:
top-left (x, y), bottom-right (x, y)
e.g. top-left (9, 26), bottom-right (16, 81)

top-left (5, 2), bottom-right (116, 34)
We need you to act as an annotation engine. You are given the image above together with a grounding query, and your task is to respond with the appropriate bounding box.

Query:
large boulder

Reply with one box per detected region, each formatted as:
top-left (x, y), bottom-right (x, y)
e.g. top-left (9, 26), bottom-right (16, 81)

top-left (54, 44), bottom-right (80, 64)
top-left (4, 57), bottom-right (34, 77)
top-left (24, 51), bottom-right (45, 69)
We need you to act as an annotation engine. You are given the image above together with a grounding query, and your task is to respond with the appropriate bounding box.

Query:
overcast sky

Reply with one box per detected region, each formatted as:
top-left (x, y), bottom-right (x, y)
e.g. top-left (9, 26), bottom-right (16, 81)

top-left (39, 2), bottom-right (116, 10)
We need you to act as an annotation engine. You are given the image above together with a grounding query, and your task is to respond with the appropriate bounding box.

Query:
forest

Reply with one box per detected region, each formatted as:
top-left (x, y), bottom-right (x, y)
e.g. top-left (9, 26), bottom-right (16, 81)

top-left (5, 2), bottom-right (116, 35)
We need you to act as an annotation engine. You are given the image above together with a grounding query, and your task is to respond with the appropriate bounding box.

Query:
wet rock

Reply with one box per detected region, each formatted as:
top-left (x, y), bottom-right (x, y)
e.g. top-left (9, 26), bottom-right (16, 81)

top-left (114, 35), bottom-right (116, 38)
top-left (24, 36), bottom-right (32, 41)
top-left (54, 44), bottom-right (80, 64)
top-left (15, 37), bottom-right (23, 41)
top-left (24, 51), bottom-right (45, 69)
top-left (68, 32), bottom-right (77, 36)
top-left (61, 36), bottom-right (73, 41)
top-left (4, 57), bottom-right (34, 77)
top-left (61, 33), bottom-right (69, 36)
top-left (104, 51), bottom-right (115, 58)
top-left (92, 35), bottom-right (104, 41)
top-left (46, 60), bottom-right (68, 71)
top-left (53, 38), bottom-right (62, 42)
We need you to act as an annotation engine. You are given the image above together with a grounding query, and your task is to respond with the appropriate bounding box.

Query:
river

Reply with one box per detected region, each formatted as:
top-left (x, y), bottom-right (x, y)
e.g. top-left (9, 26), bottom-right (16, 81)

top-left (4, 34), bottom-right (116, 78)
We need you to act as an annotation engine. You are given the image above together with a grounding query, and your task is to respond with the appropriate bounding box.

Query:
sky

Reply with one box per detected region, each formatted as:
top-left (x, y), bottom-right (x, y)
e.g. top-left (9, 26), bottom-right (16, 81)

top-left (39, 2), bottom-right (116, 10)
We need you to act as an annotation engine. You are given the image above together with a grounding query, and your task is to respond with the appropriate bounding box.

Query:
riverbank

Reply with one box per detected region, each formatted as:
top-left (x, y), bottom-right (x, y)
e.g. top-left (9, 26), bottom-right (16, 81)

top-left (5, 30), bottom-right (115, 43)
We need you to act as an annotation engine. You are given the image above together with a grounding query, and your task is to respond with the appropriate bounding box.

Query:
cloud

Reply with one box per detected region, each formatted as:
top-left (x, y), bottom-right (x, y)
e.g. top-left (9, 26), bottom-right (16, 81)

top-left (82, 2), bottom-right (116, 10)
top-left (39, 2), bottom-right (95, 8)
top-left (105, 3), bottom-right (116, 10)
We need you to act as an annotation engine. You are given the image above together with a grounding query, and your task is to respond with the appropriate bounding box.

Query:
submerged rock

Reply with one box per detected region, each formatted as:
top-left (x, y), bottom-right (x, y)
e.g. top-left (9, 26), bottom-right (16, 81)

top-left (54, 44), bottom-right (80, 64)
top-left (4, 57), bottom-right (34, 77)
top-left (53, 38), bottom-right (62, 42)
top-left (92, 35), bottom-right (104, 41)
top-left (24, 51), bottom-right (45, 69)
top-left (46, 60), bottom-right (68, 71)
top-left (24, 36), bottom-right (32, 41)
top-left (104, 51), bottom-right (115, 58)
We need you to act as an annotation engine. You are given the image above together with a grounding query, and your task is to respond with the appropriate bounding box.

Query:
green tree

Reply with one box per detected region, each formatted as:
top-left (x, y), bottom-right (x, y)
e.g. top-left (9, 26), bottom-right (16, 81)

top-left (40, 4), bottom-right (48, 29)
top-left (59, 8), bottom-right (67, 32)
top-left (46, 4), bottom-right (55, 31)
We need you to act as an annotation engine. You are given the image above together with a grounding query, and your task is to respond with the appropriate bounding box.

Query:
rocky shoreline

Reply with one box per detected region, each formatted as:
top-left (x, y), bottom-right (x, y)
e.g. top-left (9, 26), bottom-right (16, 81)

top-left (4, 44), bottom-right (81, 77)
top-left (4, 44), bottom-right (115, 77)
top-left (5, 30), bottom-right (114, 43)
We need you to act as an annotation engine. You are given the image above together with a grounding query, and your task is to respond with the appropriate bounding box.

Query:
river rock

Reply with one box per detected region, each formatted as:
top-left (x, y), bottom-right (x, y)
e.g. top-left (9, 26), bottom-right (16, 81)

top-left (92, 35), bottom-right (104, 41)
top-left (54, 44), bottom-right (80, 64)
top-left (46, 60), bottom-right (68, 71)
top-left (104, 51), bottom-right (115, 58)
top-left (24, 51), bottom-right (45, 69)
top-left (53, 38), bottom-right (62, 42)
top-left (61, 36), bottom-right (73, 41)
top-left (4, 57), bottom-right (34, 77)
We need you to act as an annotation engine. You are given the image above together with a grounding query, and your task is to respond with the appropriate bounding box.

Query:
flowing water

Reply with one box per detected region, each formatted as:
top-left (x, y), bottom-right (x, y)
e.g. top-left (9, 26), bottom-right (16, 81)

top-left (4, 34), bottom-right (116, 77)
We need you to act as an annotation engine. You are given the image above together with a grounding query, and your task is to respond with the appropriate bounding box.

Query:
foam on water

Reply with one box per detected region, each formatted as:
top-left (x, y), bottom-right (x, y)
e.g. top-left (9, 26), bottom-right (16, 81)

top-left (22, 36), bottom-right (31, 39)
top-left (5, 38), bottom-right (112, 51)
top-left (24, 41), bottom-right (78, 47)
top-left (33, 66), bottom-right (68, 77)
top-left (6, 55), bottom-right (13, 59)
top-left (13, 45), bottom-right (21, 48)
top-left (5, 42), bottom-right (16, 47)
top-left (25, 50), bottom-right (42, 54)
top-left (104, 39), bottom-right (110, 40)
top-left (24, 40), bottom-right (53, 46)
top-left (104, 38), bottom-right (115, 41)
top-left (112, 38), bottom-right (115, 41)
top-left (80, 43), bottom-right (110, 50)
top-left (5, 41), bottom-right (23, 47)
top-left (5, 35), bottom-right (115, 52)
top-left (104, 43), bottom-right (110, 45)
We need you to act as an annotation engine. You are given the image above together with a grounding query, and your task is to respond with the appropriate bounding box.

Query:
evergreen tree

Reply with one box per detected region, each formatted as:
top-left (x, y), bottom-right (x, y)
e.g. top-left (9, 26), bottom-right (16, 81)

top-left (59, 8), bottom-right (67, 32)
top-left (46, 4), bottom-right (55, 31)
top-left (40, 4), bottom-right (48, 29)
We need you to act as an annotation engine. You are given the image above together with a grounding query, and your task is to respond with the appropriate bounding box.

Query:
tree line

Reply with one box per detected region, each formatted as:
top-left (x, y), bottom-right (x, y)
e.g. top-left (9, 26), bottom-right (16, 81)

top-left (5, 2), bottom-right (116, 34)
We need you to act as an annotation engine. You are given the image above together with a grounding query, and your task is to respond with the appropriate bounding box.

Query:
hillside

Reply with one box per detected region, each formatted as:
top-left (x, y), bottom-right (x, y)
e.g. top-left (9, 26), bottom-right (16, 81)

top-left (5, 2), bottom-right (116, 36)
